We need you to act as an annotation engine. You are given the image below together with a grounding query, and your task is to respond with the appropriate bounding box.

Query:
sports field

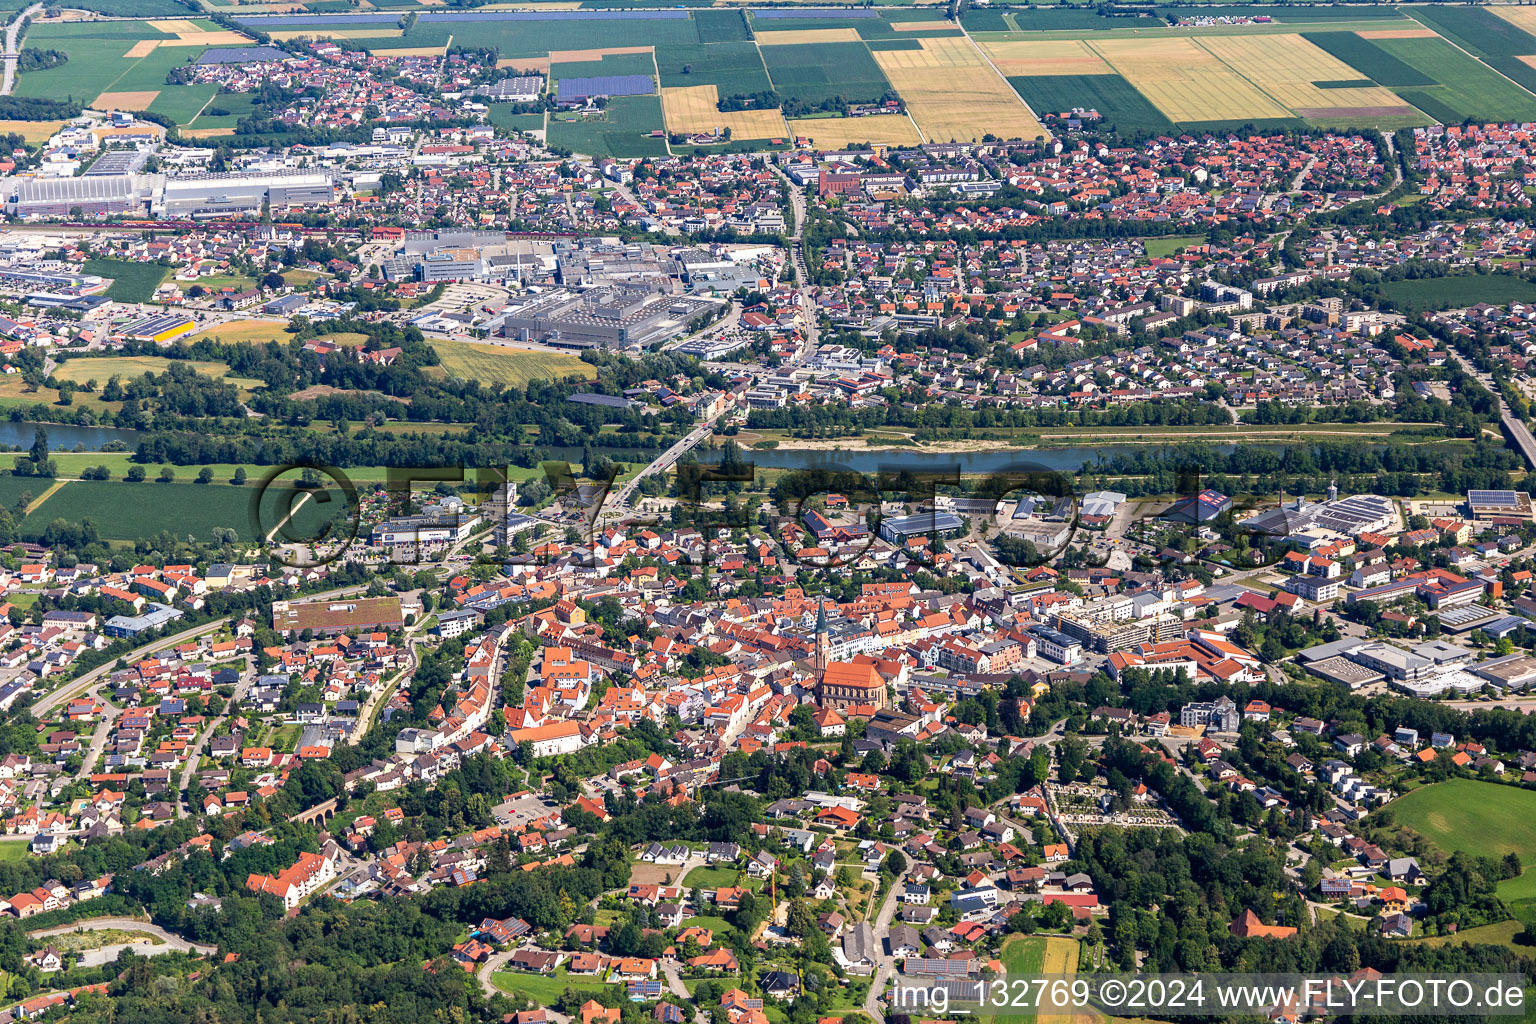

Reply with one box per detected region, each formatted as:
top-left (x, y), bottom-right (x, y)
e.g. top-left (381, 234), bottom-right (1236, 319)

top-left (1088, 36), bottom-right (1291, 124)
top-left (662, 84), bottom-right (788, 140)
top-left (871, 36), bottom-right (1045, 144)
top-left (786, 112), bottom-right (921, 148)
top-left (430, 342), bottom-right (589, 387)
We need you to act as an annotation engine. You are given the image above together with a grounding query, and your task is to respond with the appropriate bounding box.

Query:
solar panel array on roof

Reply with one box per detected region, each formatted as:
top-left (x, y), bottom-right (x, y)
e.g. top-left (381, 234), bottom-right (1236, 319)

top-left (556, 75), bottom-right (655, 101)
top-left (1470, 490), bottom-right (1519, 504)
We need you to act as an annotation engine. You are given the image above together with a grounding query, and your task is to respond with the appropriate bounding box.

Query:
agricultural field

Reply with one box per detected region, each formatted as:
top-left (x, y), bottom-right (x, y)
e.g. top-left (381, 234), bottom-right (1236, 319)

top-left (79, 258), bottom-right (171, 303)
top-left (19, 478), bottom-right (346, 544)
top-left (1377, 274), bottom-right (1536, 313)
top-left (654, 40), bottom-right (773, 95)
top-left (760, 40), bottom-right (892, 107)
top-left (870, 36), bottom-right (1045, 143)
top-left (662, 84), bottom-right (787, 141)
top-left (430, 342), bottom-right (590, 387)
top-left (785, 112), bottom-right (922, 148)
top-left (1009, 73), bottom-right (1172, 133)
top-left (1087, 36), bottom-right (1291, 125)
top-left (978, 38), bottom-right (1112, 78)
top-left (1391, 779), bottom-right (1536, 864)
top-left (1194, 33), bottom-right (1421, 123)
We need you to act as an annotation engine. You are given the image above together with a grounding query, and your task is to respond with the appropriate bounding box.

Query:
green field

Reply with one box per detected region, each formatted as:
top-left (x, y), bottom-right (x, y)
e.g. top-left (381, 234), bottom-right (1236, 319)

top-left (1143, 235), bottom-right (1206, 259)
top-left (547, 94), bottom-right (667, 158)
top-left (1297, 31), bottom-right (1435, 89)
top-left (14, 22), bottom-right (174, 103)
top-left (148, 83), bottom-right (219, 127)
top-left (1391, 779), bottom-right (1536, 864)
top-left (0, 840), bottom-right (28, 862)
top-left (1378, 274), bottom-right (1536, 313)
top-left (487, 107), bottom-right (544, 134)
top-left (655, 40), bottom-right (773, 94)
top-left (695, 8), bottom-right (751, 43)
top-left (1371, 35), bottom-right (1536, 123)
top-left (1408, 5), bottom-right (1536, 95)
top-left (760, 41), bottom-right (892, 107)
top-left (430, 342), bottom-right (590, 387)
top-left (1008, 73), bottom-right (1172, 134)
top-left (21, 478), bottom-right (349, 544)
top-left (80, 258), bottom-right (170, 303)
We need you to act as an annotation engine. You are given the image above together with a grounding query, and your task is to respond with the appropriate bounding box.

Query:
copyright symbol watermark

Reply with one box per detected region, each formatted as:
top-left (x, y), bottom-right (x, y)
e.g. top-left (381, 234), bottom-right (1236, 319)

top-left (248, 462), bottom-right (361, 569)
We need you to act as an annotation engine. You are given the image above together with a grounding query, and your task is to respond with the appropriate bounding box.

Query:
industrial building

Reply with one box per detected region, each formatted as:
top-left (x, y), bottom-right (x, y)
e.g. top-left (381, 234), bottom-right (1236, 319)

top-left (495, 286), bottom-right (712, 350)
top-left (1239, 492), bottom-right (1397, 539)
top-left (1468, 489), bottom-right (1534, 521)
top-left (2, 169), bottom-right (336, 219)
top-left (877, 511), bottom-right (965, 545)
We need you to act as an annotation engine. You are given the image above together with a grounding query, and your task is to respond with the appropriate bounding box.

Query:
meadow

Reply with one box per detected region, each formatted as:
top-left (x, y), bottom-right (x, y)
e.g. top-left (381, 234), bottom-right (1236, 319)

top-left (430, 342), bottom-right (590, 387)
top-left (1377, 274), bottom-right (1536, 313)
top-left (81, 258), bottom-right (171, 303)
top-left (1390, 779), bottom-right (1536, 864)
top-left (547, 95), bottom-right (667, 158)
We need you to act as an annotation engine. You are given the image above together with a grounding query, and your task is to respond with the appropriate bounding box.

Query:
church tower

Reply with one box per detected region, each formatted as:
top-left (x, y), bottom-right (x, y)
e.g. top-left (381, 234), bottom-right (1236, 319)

top-left (813, 598), bottom-right (829, 680)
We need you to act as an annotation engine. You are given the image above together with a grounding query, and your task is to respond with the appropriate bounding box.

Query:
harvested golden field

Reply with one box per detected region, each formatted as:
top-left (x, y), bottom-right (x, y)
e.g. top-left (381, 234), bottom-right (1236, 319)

top-left (498, 56), bottom-right (549, 71)
top-left (93, 91), bottom-right (159, 111)
top-left (756, 27), bottom-right (861, 44)
top-left (1088, 36), bottom-right (1290, 123)
top-left (872, 36), bottom-right (1046, 143)
top-left (1493, 6), bottom-right (1536, 35)
top-left (181, 127), bottom-right (236, 138)
top-left (124, 39), bottom-right (159, 57)
top-left (547, 45), bottom-right (653, 62)
top-left (147, 18), bottom-right (199, 33)
top-left (662, 84), bottom-right (787, 139)
top-left (0, 120), bottom-right (64, 142)
top-left (1195, 34), bottom-right (1412, 115)
top-left (1355, 27), bottom-right (1439, 38)
top-left (979, 38), bottom-right (1111, 77)
top-left (787, 112), bottom-right (922, 148)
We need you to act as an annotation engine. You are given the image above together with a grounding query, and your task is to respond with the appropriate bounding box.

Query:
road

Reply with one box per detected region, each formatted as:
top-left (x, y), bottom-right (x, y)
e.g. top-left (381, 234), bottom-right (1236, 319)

top-left (600, 406), bottom-right (730, 522)
top-left (34, 581), bottom-right (371, 719)
top-left (28, 917), bottom-right (216, 956)
top-left (860, 864), bottom-right (911, 1024)
top-left (1, 6), bottom-right (41, 97)
top-left (769, 165), bottom-right (818, 359)
top-left (1447, 349), bottom-right (1536, 470)
top-left (175, 654), bottom-right (255, 818)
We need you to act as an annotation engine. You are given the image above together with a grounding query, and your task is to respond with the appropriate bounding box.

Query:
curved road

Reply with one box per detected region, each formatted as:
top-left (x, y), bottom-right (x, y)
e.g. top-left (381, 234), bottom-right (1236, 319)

top-left (28, 917), bottom-right (216, 956)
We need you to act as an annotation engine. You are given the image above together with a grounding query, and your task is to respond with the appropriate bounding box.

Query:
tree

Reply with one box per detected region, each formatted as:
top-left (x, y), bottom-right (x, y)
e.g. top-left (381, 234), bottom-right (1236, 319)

top-left (196, 467), bottom-right (214, 484)
top-left (232, 467), bottom-right (247, 485)
top-left (157, 466), bottom-right (176, 483)
top-left (126, 466), bottom-right (146, 482)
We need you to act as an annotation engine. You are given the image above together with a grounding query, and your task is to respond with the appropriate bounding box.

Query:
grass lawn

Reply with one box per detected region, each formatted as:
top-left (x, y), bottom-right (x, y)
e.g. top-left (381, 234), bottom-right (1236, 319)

top-left (1143, 235), bottom-right (1206, 259)
top-left (1390, 778), bottom-right (1536, 863)
top-left (1407, 918), bottom-right (1526, 950)
top-left (679, 914), bottom-right (736, 935)
top-left (682, 865), bottom-right (744, 888)
top-left (0, 839), bottom-right (29, 861)
top-left (1500, 870), bottom-right (1536, 901)
top-left (80, 258), bottom-right (171, 302)
top-left (492, 968), bottom-right (614, 1004)
top-left (53, 356), bottom-right (234, 386)
top-left (430, 342), bottom-right (590, 387)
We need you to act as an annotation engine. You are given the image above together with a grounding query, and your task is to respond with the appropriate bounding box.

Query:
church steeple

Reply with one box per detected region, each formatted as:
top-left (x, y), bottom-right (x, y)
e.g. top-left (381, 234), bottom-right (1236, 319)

top-left (814, 598), bottom-right (829, 679)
